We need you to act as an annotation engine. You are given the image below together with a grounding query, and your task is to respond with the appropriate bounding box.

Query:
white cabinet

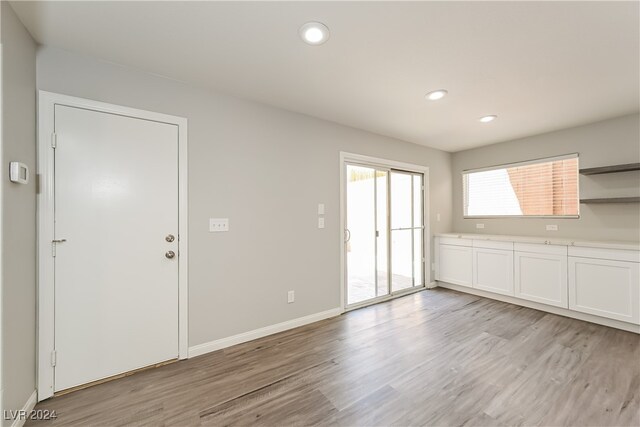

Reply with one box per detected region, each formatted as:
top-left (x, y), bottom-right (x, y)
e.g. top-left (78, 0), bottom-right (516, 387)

top-left (569, 256), bottom-right (639, 324)
top-left (473, 247), bottom-right (514, 296)
top-left (515, 250), bottom-right (568, 308)
top-left (438, 244), bottom-right (473, 288)
top-left (435, 234), bottom-right (640, 330)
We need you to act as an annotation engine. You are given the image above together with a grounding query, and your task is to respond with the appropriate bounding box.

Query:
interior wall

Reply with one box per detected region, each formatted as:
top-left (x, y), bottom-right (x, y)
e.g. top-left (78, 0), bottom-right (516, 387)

top-left (36, 46), bottom-right (453, 347)
top-left (451, 114), bottom-right (640, 242)
top-left (0, 2), bottom-right (37, 423)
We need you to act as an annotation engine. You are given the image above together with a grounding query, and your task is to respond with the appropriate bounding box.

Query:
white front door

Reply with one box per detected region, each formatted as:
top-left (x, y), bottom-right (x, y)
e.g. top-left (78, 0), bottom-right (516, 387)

top-left (53, 105), bottom-right (179, 392)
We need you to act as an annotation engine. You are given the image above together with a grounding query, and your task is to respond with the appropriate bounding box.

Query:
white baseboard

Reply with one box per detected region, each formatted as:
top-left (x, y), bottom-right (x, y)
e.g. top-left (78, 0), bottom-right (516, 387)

top-left (188, 307), bottom-right (343, 358)
top-left (436, 281), bottom-right (640, 334)
top-left (9, 390), bottom-right (37, 427)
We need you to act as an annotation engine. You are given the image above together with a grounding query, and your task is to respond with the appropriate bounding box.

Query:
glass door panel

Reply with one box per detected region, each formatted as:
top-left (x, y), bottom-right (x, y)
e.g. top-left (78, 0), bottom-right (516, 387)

top-left (346, 164), bottom-right (424, 306)
top-left (413, 174), bottom-right (424, 286)
top-left (346, 165), bottom-right (390, 305)
top-left (391, 229), bottom-right (413, 291)
top-left (346, 165), bottom-right (376, 305)
top-left (376, 171), bottom-right (389, 297)
top-left (413, 229), bottom-right (424, 286)
top-left (391, 173), bottom-right (412, 229)
top-left (390, 171), bottom-right (424, 292)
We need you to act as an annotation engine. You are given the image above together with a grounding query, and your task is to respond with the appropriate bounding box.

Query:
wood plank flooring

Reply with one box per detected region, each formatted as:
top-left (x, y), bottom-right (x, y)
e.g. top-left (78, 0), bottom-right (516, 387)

top-left (26, 288), bottom-right (640, 426)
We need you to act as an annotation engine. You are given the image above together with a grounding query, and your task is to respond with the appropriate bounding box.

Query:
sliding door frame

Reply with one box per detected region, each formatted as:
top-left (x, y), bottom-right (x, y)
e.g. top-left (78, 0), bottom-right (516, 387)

top-left (339, 152), bottom-right (430, 311)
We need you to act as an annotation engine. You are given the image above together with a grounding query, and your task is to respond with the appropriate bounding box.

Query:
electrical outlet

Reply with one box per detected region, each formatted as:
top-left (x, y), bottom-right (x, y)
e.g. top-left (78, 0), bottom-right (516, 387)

top-left (287, 290), bottom-right (295, 303)
top-left (318, 217), bottom-right (325, 229)
top-left (476, 223), bottom-right (485, 229)
top-left (436, 213), bottom-right (441, 222)
top-left (209, 218), bottom-right (229, 232)
top-left (546, 224), bottom-right (558, 231)
top-left (431, 262), bottom-right (435, 270)
top-left (317, 203), bottom-right (325, 215)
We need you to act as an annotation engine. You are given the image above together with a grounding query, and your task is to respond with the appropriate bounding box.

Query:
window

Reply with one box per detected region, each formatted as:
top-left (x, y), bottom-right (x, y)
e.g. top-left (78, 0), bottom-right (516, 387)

top-left (463, 154), bottom-right (579, 217)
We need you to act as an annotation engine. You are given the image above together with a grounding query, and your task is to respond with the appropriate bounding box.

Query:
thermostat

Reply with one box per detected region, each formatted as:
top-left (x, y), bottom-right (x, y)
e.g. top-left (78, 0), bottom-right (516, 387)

top-left (9, 162), bottom-right (29, 184)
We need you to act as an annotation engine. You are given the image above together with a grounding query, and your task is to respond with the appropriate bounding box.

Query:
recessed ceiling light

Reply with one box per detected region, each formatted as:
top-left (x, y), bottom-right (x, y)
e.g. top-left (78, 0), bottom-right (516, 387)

top-left (425, 90), bottom-right (448, 101)
top-left (299, 22), bottom-right (330, 45)
top-left (479, 115), bottom-right (497, 123)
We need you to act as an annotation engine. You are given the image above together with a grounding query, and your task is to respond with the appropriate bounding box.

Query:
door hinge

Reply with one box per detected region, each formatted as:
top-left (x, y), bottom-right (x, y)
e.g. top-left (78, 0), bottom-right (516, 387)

top-left (51, 132), bottom-right (57, 149)
top-left (50, 350), bottom-right (57, 367)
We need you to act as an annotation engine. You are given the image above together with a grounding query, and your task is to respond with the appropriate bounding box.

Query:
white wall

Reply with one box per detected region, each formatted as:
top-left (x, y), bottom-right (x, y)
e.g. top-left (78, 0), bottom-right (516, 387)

top-left (36, 47), bottom-right (453, 347)
top-left (0, 2), bottom-right (37, 423)
top-left (452, 114), bottom-right (640, 242)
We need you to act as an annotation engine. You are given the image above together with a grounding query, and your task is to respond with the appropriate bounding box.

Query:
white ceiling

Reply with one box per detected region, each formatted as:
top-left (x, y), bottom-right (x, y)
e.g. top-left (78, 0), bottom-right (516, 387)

top-left (11, 1), bottom-right (640, 152)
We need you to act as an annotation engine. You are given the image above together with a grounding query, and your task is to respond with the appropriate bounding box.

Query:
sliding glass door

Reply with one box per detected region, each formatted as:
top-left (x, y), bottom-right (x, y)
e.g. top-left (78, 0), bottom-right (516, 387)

top-left (390, 171), bottom-right (424, 292)
top-left (345, 164), bottom-right (424, 307)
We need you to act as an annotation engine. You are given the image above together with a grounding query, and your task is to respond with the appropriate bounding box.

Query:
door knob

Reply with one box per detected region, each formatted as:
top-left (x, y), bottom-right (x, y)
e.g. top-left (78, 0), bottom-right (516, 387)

top-left (165, 251), bottom-right (176, 259)
top-left (165, 234), bottom-right (175, 243)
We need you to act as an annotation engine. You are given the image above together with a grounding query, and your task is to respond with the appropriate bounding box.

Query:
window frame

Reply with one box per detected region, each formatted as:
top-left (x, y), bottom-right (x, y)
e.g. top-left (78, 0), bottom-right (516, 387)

top-left (462, 153), bottom-right (580, 219)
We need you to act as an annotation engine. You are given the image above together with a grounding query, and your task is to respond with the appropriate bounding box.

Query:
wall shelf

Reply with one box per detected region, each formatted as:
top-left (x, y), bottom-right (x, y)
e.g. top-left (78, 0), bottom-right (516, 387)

top-left (580, 163), bottom-right (640, 175)
top-left (580, 197), bottom-right (640, 204)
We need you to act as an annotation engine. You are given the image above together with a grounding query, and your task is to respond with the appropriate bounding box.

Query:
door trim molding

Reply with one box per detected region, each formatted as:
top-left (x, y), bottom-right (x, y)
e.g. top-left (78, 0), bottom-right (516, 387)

top-left (339, 152), bottom-right (431, 311)
top-left (37, 91), bottom-right (189, 401)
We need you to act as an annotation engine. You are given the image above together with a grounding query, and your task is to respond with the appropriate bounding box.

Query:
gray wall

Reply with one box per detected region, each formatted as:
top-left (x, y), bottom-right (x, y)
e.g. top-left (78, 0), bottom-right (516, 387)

top-left (36, 47), bottom-right (453, 346)
top-left (452, 114), bottom-right (640, 242)
top-left (0, 2), bottom-right (37, 422)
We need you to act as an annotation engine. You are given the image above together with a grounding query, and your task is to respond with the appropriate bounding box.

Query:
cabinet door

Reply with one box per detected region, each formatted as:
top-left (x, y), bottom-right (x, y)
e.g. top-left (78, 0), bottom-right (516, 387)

top-left (472, 248), bottom-right (514, 296)
top-left (515, 252), bottom-right (568, 308)
top-left (439, 244), bottom-right (473, 287)
top-left (569, 257), bottom-right (639, 324)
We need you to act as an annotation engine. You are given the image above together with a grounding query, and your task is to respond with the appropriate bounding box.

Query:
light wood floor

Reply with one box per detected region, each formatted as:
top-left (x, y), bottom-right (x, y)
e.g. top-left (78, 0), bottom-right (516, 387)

top-left (27, 288), bottom-right (640, 427)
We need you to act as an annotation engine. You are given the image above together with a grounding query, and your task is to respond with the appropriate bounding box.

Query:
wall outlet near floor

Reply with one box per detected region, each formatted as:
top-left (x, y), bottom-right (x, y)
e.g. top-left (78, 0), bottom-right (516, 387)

top-left (287, 290), bottom-right (295, 303)
top-left (209, 218), bottom-right (229, 232)
top-left (476, 223), bottom-right (485, 229)
top-left (546, 224), bottom-right (558, 231)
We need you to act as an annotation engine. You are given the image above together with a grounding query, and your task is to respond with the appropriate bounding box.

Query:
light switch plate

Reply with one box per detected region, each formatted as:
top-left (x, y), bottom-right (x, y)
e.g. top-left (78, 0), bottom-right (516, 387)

top-left (287, 290), bottom-right (295, 303)
top-left (546, 224), bottom-right (558, 231)
top-left (209, 218), bottom-right (229, 232)
top-left (317, 203), bottom-right (325, 215)
top-left (318, 217), bottom-right (325, 229)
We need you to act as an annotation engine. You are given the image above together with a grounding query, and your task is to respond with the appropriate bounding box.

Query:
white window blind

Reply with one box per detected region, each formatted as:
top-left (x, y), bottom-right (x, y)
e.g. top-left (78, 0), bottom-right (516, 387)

top-left (463, 155), bottom-right (579, 217)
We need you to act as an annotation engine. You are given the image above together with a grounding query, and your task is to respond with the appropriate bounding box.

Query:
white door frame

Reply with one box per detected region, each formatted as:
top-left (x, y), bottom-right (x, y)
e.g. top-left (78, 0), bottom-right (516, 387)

top-left (37, 91), bottom-right (189, 401)
top-left (0, 45), bottom-right (4, 416)
top-left (339, 152), bottom-right (431, 311)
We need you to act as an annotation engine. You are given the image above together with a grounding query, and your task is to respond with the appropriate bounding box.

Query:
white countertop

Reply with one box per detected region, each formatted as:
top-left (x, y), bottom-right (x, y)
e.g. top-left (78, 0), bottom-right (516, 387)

top-left (435, 232), bottom-right (640, 251)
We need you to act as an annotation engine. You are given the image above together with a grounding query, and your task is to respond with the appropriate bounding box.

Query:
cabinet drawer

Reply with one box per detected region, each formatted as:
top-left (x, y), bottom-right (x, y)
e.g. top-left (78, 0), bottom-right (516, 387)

top-left (569, 256), bottom-right (639, 324)
top-left (473, 240), bottom-right (514, 251)
top-left (568, 246), bottom-right (640, 263)
top-left (439, 237), bottom-right (473, 247)
top-left (514, 242), bottom-right (567, 256)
